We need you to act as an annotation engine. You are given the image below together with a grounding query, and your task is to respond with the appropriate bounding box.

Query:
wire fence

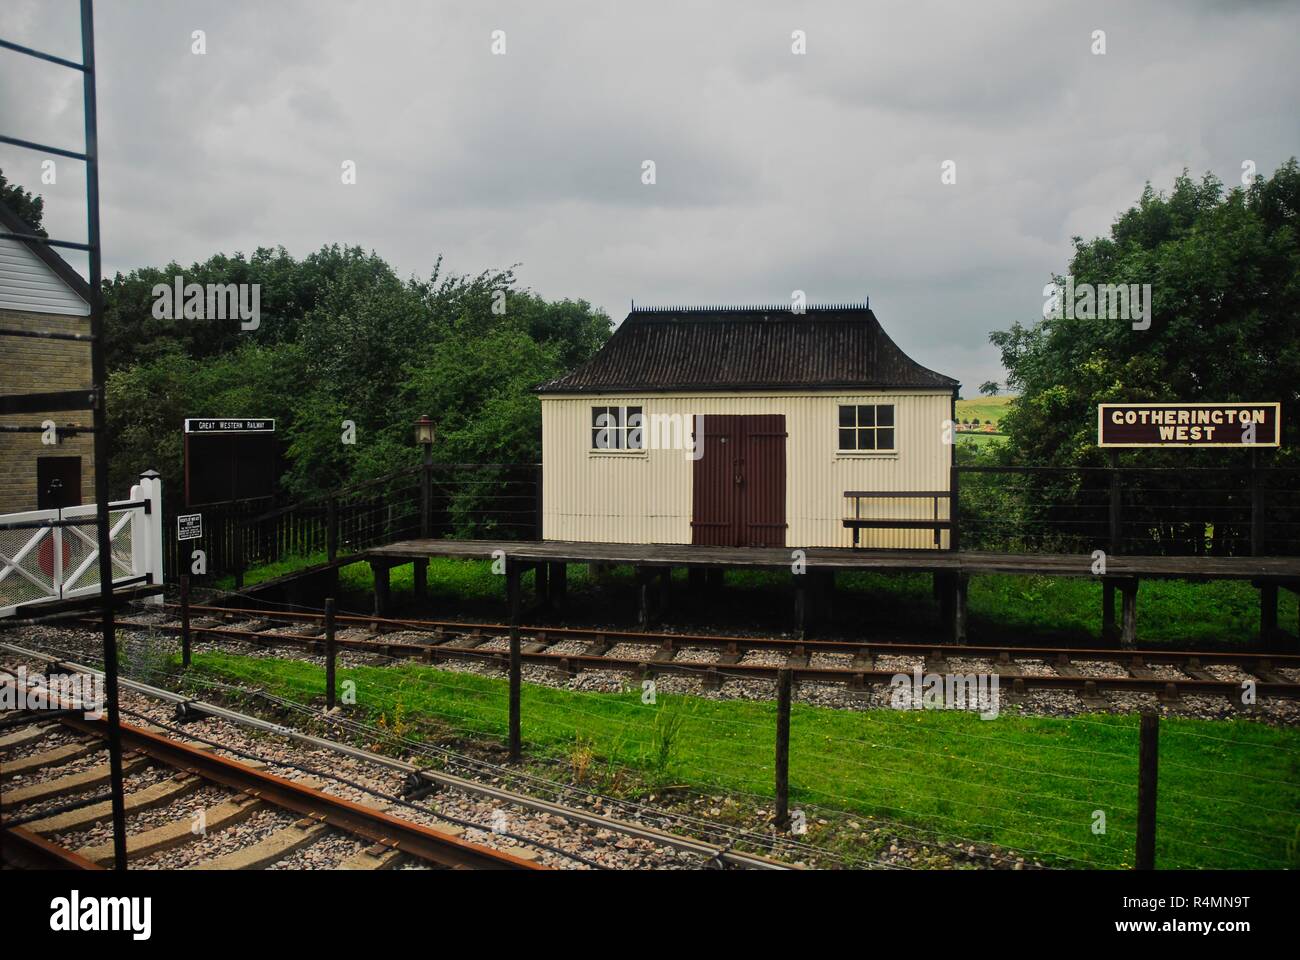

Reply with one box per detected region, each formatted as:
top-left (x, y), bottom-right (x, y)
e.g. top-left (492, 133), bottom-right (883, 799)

top-left (162, 463), bottom-right (542, 583)
top-left (956, 465), bottom-right (1300, 556)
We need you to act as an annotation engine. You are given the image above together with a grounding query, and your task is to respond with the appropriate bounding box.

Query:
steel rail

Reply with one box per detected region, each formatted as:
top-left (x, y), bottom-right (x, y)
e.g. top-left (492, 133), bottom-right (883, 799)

top-left (0, 825), bottom-right (105, 870)
top-left (168, 602), bottom-right (1300, 668)
top-left (54, 714), bottom-right (543, 870)
top-left (101, 614), bottom-right (1300, 700)
top-left (0, 640), bottom-right (793, 870)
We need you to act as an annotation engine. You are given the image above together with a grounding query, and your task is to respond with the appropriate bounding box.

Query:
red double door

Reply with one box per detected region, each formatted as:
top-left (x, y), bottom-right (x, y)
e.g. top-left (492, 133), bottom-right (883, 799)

top-left (691, 414), bottom-right (787, 547)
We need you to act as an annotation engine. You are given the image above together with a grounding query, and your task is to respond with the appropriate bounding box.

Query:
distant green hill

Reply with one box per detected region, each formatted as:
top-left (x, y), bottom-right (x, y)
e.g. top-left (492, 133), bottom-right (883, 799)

top-left (955, 395), bottom-right (1014, 444)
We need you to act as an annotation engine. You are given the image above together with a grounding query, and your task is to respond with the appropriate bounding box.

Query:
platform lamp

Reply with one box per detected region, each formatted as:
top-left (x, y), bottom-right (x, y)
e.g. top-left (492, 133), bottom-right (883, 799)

top-left (414, 415), bottom-right (436, 541)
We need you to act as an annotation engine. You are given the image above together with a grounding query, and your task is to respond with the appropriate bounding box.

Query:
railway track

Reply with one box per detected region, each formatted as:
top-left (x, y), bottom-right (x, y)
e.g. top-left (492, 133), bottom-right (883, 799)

top-left (0, 649), bottom-right (798, 870)
top-left (108, 603), bottom-right (1300, 703)
top-left (1, 698), bottom-right (543, 870)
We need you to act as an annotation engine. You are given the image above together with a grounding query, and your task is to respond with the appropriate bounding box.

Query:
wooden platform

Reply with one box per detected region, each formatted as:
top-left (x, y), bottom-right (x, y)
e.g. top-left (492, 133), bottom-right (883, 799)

top-left (364, 538), bottom-right (1300, 583)
top-left (359, 538), bottom-right (1300, 648)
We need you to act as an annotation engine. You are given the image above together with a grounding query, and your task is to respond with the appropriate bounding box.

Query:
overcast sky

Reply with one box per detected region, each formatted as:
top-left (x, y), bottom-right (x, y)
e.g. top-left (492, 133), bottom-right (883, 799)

top-left (3, 0), bottom-right (1297, 390)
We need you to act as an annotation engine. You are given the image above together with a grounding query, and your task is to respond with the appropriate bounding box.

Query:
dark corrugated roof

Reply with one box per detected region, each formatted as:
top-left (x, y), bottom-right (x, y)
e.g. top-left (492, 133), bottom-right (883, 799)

top-left (535, 305), bottom-right (959, 394)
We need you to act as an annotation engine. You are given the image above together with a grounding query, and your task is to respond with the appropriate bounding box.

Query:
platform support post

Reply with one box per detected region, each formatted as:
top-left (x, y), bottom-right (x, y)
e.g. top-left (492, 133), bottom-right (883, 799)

top-left (324, 597), bottom-right (337, 711)
top-left (953, 574), bottom-right (968, 644)
top-left (534, 561), bottom-right (549, 609)
top-left (937, 571), bottom-right (955, 631)
top-left (1259, 581), bottom-right (1278, 649)
top-left (775, 668), bottom-right (792, 829)
top-left (1102, 581), bottom-right (1118, 643)
top-left (794, 575), bottom-right (807, 640)
top-left (636, 566), bottom-right (652, 628)
top-left (413, 558), bottom-right (427, 600)
top-left (687, 567), bottom-right (706, 594)
top-left (371, 561), bottom-right (390, 618)
top-left (1135, 712), bottom-right (1159, 870)
top-left (1120, 579), bottom-right (1138, 648)
top-left (549, 561), bottom-right (567, 614)
top-left (507, 558), bottom-right (522, 762)
top-left (707, 568), bottom-right (724, 591)
top-left (820, 569), bottom-right (835, 621)
top-left (180, 574), bottom-right (192, 668)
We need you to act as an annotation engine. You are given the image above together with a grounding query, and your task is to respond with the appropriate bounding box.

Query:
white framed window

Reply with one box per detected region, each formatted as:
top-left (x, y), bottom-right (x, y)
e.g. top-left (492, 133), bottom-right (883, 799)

top-left (591, 405), bottom-right (644, 450)
top-left (838, 403), bottom-right (895, 452)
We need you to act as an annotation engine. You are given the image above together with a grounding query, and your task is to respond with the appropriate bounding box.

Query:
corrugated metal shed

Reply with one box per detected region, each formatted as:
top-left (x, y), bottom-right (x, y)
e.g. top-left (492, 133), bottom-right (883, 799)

top-left (535, 305), bottom-right (958, 394)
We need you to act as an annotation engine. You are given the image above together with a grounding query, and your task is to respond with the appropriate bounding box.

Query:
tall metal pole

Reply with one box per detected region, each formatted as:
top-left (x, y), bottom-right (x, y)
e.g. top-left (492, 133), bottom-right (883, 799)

top-left (81, 0), bottom-right (127, 870)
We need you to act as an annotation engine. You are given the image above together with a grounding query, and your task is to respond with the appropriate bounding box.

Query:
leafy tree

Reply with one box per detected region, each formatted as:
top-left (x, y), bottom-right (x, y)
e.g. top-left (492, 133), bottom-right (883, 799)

top-left (103, 243), bottom-right (612, 504)
top-left (987, 161), bottom-right (1300, 554)
top-left (979, 381), bottom-right (1000, 397)
top-left (0, 168), bottom-right (45, 235)
top-left (992, 161), bottom-right (1300, 468)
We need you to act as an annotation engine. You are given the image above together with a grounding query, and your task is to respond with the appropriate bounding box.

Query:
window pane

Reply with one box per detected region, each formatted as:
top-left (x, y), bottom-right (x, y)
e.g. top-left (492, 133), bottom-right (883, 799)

top-left (626, 408), bottom-right (643, 449)
top-left (877, 405), bottom-right (894, 427)
top-left (858, 428), bottom-right (875, 450)
top-left (838, 428), bottom-right (856, 451)
top-left (857, 405), bottom-right (874, 426)
top-left (593, 408), bottom-right (617, 448)
top-left (839, 405), bottom-right (855, 427)
top-left (877, 428), bottom-right (895, 450)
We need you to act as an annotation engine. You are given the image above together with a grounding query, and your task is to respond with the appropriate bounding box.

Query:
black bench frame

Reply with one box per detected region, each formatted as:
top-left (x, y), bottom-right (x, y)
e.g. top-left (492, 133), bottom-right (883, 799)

top-left (842, 490), bottom-right (953, 548)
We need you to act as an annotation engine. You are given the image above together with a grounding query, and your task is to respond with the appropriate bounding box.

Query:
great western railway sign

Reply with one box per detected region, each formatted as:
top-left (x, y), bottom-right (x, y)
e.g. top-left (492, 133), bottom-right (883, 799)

top-left (183, 417), bottom-right (279, 505)
top-left (1098, 402), bottom-right (1281, 448)
top-left (184, 418), bottom-right (275, 433)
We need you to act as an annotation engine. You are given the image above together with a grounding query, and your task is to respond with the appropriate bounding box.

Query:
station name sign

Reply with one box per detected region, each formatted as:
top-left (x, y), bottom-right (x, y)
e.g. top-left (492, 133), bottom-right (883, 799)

top-left (1098, 403), bottom-right (1280, 448)
top-left (184, 418), bottom-right (275, 434)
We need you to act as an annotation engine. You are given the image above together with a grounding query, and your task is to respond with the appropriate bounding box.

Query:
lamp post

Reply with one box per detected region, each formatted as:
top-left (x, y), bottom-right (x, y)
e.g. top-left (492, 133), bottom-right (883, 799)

top-left (413, 416), bottom-right (435, 600)
top-left (414, 415), bottom-right (435, 537)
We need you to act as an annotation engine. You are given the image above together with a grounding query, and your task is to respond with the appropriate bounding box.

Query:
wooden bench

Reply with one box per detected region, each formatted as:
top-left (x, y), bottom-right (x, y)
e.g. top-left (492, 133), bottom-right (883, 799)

top-left (842, 491), bottom-right (952, 548)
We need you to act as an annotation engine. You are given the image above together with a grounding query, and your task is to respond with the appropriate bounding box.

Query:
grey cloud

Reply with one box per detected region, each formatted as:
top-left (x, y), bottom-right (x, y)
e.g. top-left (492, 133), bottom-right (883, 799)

top-left (0, 0), bottom-right (1295, 390)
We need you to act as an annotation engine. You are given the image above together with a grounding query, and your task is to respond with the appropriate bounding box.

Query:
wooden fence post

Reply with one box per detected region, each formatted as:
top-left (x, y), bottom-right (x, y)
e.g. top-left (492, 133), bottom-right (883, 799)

top-left (233, 524), bottom-right (244, 589)
top-left (326, 497), bottom-right (338, 561)
top-left (180, 574), bottom-right (191, 668)
top-left (1109, 450), bottom-right (1122, 555)
top-left (324, 597), bottom-right (337, 711)
top-left (1250, 448), bottom-right (1261, 556)
top-left (949, 463), bottom-right (961, 552)
top-left (775, 668), bottom-right (792, 829)
top-left (507, 558), bottom-right (522, 761)
top-left (535, 464), bottom-right (544, 541)
top-left (1135, 711), bottom-right (1159, 870)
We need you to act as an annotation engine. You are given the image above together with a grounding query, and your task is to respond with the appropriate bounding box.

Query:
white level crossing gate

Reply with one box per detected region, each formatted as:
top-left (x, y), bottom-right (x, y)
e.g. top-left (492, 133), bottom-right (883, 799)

top-left (0, 472), bottom-right (164, 618)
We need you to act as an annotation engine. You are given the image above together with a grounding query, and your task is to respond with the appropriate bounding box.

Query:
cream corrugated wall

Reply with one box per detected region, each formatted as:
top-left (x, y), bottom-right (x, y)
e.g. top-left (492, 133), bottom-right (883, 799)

top-left (541, 391), bottom-right (953, 549)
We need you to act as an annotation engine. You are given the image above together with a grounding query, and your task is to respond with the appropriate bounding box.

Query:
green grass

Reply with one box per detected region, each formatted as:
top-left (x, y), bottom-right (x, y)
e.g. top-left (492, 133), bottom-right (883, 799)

top-left (182, 649), bottom-right (1300, 870)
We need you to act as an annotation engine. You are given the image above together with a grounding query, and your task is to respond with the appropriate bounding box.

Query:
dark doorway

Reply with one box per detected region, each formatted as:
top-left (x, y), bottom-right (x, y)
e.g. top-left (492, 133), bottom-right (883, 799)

top-left (37, 456), bottom-right (82, 510)
top-left (691, 414), bottom-right (787, 547)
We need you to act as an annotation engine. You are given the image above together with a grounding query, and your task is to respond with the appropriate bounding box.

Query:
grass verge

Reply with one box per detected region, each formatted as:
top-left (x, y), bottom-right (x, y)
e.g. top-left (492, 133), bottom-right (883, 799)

top-left (183, 648), bottom-right (1300, 870)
